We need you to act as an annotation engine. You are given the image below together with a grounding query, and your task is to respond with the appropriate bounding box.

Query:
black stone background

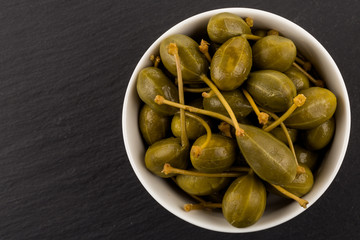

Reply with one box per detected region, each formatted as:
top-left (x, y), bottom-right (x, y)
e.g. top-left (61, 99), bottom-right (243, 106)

top-left (0, 0), bottom-right (359, 239)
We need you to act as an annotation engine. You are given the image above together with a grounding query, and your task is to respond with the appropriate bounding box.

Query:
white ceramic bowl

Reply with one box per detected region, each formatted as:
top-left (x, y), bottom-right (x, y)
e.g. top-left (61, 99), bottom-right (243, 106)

top-left (122, 8), bottom-right (351, 232)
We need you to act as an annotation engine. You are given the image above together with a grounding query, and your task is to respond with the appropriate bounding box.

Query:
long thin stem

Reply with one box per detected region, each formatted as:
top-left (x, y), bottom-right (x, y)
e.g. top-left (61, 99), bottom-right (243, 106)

top-left (228, 166), bottom-right (251, 172)
top-left (260, 108), bottom-right (305, 174)
top-left (295, 56), bottom-right (305, 65)
top-left (162, 163), bottom-right (243, 178)
top-left (218, 122), bottom-right (232, 138)
top-left (270, 184), bottom-right (309, 208)
top-left (150, 55), bottom-right (161, 68)
top-left (241, 34), bottom-right (262, 40)
top-left (184, 112), bottom-right (212, 157)
top-left (188, 194), bottom-right (206, 204)
top-left (155, 95), bottom-right (233, 126)
top-left (184, 202), bottom-right (222, 212)
top-left (200, 74), bottom-right (244, 136)
top-left (242, 89), bottom-right (269, 125)
top-left (168, 43), bottom-right (188, 148)
top-left (295, 57), bottom-right (311, 71)
top-left (292, 62), bottom-right (324, 87)
top-left (263, 94), bottom-right (306, 132)
top-left (202, 90), bottom-right (215, 98)
top-left (175, 78), bottom-right (202, 85)
top-left (199, 39), bottom-right (212, 62)
top-left (183, 86), bottom-right (211, 93)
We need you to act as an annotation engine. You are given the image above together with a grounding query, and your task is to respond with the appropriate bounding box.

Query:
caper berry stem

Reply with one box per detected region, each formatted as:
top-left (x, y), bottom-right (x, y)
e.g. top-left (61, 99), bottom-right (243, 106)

top-left (154, 95), bottom-right (233, 125)
top-left (199, 39), bottom-right (212, 62)
top-left (202, 90), bottom-right (215, 98)
top-left (156, 96), bottom-right (293, 179)
top-left (150, 55), bottom-right (161, 68)
top-left (162, 163), bottom-right (243, 178)
top-left (184, 112), bottom-right (212, 156)
top-left (242, 89), bottom-right (269, 125)
top-left (168, 43), bottom-right (189, 148)
top-left (184, 203), bottom-right (204, 211)
top-left (188, 193), bottom-right (206, 204)
top-left (296, 165), bottom-right (306, 174)
top-left (245, 17), bottom-right (254, 27)
top-left (260, 108), bottom-right (305, 174)
top-left (295, 57), bottom-right (312, 71)
top-left (292, 62), bottom-right (324, 87)
top-left (262, 109), bottom-right (293, 146)
top-left (263, 94), bottom-right (306, 132)
top-left (218, 122), bottom-right (232, 138)
top-left (270, 184), bottom-right (309, 208)
top-left (184, 202), bottom-right (222, 212)
top-left (228, 166), bottom-right (251, 172)
top-left (175, 78), bottom-right (203, 85)
top-left (200, 74), bottom-right (245, 136)
top-left (241, 34), bottom-right (262, 41)
top-left (183, 86), bottom-right (211, 93)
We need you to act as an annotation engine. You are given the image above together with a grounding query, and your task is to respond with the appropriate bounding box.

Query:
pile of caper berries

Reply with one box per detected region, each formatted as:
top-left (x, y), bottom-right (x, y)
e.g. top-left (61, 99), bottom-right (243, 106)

top-left (136, 12), bottom-right (336, 228)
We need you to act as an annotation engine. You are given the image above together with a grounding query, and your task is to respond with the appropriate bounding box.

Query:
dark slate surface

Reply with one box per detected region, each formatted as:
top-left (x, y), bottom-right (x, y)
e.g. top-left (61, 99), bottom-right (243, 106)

top-left (0, 0), bottom-right (359, 239)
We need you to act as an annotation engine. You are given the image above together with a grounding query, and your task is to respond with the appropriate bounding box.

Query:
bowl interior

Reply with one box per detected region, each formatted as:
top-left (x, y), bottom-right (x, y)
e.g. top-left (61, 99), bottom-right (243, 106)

top-left (122, 8), bottom-right (351, 233)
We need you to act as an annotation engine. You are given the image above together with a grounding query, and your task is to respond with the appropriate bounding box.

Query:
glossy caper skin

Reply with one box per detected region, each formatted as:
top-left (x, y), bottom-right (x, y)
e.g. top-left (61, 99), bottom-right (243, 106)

top-left (236, 124), bottom-right (297, 185)
top-left (176, 170), bottom-right (230, 196)
top-left (252, 35), bottom-right (296, 72)
top-left (145, 137), bottom-right (188, 178)
top-left (245, 70), bottom-right (297, 112)
top-left (171, 113), bottom-right (206, 141)
top-left (304, 117), bottom-right (335, 150)
top-left (270, 127), bottom-right (298, 145)
top-left (284, 87), bottom-right (337, 129)
top-left (211, 36), bottom-right (252, 91)
top-left (190, 134), bottom-right (237, 173)
top-left (294, 145), bottom-right (318, 171)
top-left (282, 164), bottom-right (314, 197)
top-left (222, 172), bottom-right (266, 228)
top-left (207, 12), bottom-right (251, 44)
top-left (203, 89), bottom-right (252, 120)
top-left (284, 66), bottom-right (310, 92)
top-left (160, 34), bottom-right (209, 82)
top-left (139, 104), bottom-right (170, 145)
top-left (137, 67), bottom-right (179, 116)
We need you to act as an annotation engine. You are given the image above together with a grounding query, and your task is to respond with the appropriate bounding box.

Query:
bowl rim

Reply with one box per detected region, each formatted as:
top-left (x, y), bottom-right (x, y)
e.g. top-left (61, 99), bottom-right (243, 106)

top-left (122, 7), bottom-right (351, 233)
